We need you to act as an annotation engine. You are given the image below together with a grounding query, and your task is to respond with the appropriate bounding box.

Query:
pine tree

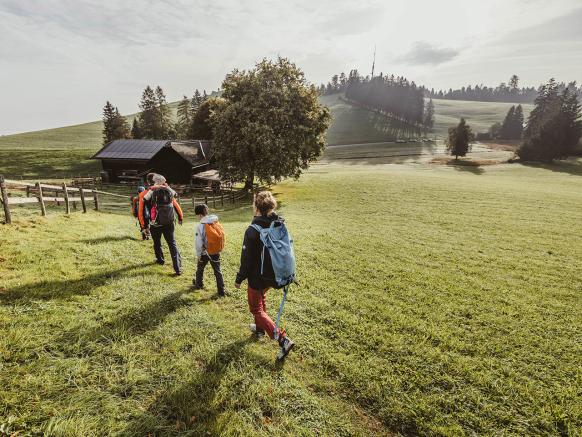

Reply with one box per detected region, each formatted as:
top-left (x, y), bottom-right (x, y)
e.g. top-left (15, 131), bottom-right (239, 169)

top-left (131, 118), bottom-right (142, 139)
top-left (500, 106), bottom-right (516, 139)
top-left (102, 101), bottom-right (130, 145)
top-left (155, 86), bottom-right (171, 138)
top-left (518, 79), bottom-right (582, 162)
top-left (423, 98), bottom-right (435, 133)
top-left (446, 118), bottom-right (474, 160)
top-left (176, 95), bottom-right (192, 139)
top-left (137, 86), bottom-right (158, 139)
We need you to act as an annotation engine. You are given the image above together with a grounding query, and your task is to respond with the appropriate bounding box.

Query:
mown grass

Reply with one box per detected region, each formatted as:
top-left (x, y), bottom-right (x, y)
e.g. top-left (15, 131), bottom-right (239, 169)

top-left (432, 99), bottom-right (533, 138)
top-left (1, 161), bottom-right (581, 436)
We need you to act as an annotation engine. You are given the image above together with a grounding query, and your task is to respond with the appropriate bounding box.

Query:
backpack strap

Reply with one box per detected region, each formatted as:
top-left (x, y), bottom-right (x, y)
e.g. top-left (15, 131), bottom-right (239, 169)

top-left (249, 224), bottom-right (266, 275)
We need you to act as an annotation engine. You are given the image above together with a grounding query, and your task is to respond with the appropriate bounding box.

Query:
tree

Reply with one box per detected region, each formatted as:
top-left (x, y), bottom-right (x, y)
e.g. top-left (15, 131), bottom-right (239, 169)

top-left (131, 118), bottom-right (142, 139)
top-left (446, 118), bottom-right (474, 160)
top-left (211, 57), bottom-right (331, 189)
top-left (155, 86), bottom-right (172, 138)
top-left (102, 101), bottom-right (130, 145)
top-left (509, 74), bottom-right (520, 90)
top-left (423, 98), bottom-right (435, 133)
top-left (489, 122), bottom-right (502, 139)
top-left (176, 95), bottom-right (193, 139)
top-left (137, 86), bottom-right (159, 139)
top-left (189, 97), bottom-right (225, 140)
top-left (518, 79), bottom-right (582, 162)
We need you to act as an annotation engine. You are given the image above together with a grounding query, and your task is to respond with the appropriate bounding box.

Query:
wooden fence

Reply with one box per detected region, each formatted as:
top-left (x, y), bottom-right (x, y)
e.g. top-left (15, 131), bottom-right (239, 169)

top-left (0, 175), bottom-right (249, 224)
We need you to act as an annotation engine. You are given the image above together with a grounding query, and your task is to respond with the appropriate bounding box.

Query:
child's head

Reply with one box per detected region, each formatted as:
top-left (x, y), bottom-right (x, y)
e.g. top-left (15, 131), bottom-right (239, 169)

top-left (195, 204), bottom-right (209, 218)
top-left (254, 191), bottom-right (277, 216)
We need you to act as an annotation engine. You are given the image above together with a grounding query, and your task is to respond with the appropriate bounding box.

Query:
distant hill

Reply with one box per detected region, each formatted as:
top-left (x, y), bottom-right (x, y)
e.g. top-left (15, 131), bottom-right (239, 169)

top-left (0, 96), bottom-right (536, 178)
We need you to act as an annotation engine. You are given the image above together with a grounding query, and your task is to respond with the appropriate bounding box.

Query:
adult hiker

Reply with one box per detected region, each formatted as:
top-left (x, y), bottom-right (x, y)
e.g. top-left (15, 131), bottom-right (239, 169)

top-left (132, 186), bottom-right (149, 240)
top-left (139, 174), bottom-right (184, 275)
top-left (193, 203), bottom-right (226, 297)
top-left (235, 191), bottom-right (295, 360)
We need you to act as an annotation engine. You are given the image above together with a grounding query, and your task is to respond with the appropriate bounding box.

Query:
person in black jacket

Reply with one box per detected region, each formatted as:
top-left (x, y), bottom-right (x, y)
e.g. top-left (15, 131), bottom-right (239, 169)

top-left (235, 191), bottom-right (295, 360)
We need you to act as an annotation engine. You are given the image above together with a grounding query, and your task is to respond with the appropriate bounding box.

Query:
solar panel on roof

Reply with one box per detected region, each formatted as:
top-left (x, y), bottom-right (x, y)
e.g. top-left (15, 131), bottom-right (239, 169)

top-left (93, 139), bottom-right (169, 160)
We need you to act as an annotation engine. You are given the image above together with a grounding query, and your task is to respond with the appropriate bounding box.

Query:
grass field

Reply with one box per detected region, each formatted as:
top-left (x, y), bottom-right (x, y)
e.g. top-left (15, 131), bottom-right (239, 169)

top-left (1, 161), bottom-right (581, 436)
top-left (432, 99), bottom-right (533, 138)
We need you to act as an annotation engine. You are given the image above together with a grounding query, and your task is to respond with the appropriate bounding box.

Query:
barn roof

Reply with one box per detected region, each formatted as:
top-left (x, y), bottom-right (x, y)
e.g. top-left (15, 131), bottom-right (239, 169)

top-left (91, 139), bottom-right (212, 163)
top-left (92, 139), bottom-right (169, 160)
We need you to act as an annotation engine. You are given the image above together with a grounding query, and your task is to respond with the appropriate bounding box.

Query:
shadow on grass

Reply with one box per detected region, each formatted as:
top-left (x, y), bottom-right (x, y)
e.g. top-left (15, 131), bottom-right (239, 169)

top-left (521, 158), bottom-right (582, 176)
top-left (80, 235), bottom-right (138, 244)
top-left (0, 263), bottom-right (154, 303)
top-left (55, 289), bottom-right (193, 353)
top-left (447, 161), bottom-right (485, 175)
top-left (120, 338), bottom-right (254, 436)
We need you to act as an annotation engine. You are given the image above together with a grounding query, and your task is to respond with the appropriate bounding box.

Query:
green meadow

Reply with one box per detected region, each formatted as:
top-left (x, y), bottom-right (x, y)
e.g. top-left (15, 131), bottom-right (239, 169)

top-left (1, 160), bottom-right (581, 436)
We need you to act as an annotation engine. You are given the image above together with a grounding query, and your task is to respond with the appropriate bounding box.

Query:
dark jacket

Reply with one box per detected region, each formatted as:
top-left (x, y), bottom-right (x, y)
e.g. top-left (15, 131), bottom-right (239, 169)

top-left (236, 214), bottom-right (282, 290)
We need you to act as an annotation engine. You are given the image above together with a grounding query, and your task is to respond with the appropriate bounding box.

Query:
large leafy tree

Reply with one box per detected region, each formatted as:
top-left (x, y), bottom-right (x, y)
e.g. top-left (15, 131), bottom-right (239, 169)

top-left (446, 118), bottom-right (474, 160)
top-left (517, 79), bottom-right (582, 162)
top-left (102, 101), bottom-right (130, 145)
top-left (211, 57), bottom-right (331, 189)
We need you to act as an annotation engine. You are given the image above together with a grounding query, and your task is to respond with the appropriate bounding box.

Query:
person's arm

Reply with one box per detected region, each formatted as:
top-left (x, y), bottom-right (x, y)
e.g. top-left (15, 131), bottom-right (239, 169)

top-left (194, 223), bottom-right (205, 258)
top-left (236, 226), bottom-right (258, 285)
top-left (138, 195), bottom-right (146, 228)
top-left (172, 199), bottom-right (184, 223)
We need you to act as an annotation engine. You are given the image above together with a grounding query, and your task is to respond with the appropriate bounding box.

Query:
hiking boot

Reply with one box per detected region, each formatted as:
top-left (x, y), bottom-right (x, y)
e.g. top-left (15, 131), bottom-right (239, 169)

top-left (277, 336), bottom-right (295, 360)
top-left (218, 291), bottom-right (228, 298)
top-left (249, 323), bottom-right (265, 339)
top-left (156, 259), bottom-right (165, 265)
top-left (174, 270), bottom-right (182, 276)
top-left (192, 279), bottom-right (203, 290)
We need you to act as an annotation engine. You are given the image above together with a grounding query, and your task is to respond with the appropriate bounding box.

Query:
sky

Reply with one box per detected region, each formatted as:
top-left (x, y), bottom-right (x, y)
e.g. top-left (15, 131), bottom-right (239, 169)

top-left (1, 0), bottom-right (581, 135)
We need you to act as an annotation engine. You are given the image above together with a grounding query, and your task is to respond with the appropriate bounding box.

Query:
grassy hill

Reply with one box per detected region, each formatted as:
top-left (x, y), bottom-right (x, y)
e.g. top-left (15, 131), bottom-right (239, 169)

top-left (1, 161), bottom-right (581, 435)
top-left (0, 96), bottom-right (537, 178)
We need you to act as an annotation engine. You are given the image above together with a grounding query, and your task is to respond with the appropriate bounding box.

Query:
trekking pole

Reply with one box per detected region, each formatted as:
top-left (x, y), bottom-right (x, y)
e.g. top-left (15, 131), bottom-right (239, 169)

top-left (274, 285), bottom-right (289, 340)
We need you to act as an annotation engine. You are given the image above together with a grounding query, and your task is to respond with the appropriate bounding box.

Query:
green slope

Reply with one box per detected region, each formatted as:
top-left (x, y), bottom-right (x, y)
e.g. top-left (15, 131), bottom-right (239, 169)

top-left (1, 162), bottom-right (580, 435)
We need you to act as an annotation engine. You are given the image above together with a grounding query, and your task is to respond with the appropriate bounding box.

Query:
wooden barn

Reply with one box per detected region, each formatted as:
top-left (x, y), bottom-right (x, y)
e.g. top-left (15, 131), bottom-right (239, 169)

top-left (91, 139), bottom-right (212, 184)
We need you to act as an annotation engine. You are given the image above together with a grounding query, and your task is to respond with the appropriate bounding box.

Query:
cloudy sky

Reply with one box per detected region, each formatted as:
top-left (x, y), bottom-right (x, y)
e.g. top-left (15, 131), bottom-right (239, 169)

top-left (1, 0), bottom-right (581, 134)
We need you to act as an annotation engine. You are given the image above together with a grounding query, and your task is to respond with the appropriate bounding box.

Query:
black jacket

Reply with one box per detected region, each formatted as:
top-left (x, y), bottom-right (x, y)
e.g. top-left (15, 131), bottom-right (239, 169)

top-left (236, 214), bottom-right (282, 290)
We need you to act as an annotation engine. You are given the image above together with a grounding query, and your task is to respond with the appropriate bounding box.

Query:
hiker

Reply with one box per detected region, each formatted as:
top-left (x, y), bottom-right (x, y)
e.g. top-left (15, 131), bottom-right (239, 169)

top-left (235, 191), bottom-right (295, 360)
top-left (137, 173), bottom-right (158, 240)
top-left (139, 174), bottom-right (183, 275)
top-left (132, 186), bottom-right (149, 240)
top-left (193, 204), bottom-right (226, 297)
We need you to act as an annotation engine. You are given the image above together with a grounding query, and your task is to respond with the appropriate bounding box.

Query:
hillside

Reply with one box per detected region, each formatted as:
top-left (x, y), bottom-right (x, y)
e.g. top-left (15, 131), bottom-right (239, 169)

top-left (1, 162), bottom-right (581, 435)
top-left (0, 96), bottom-right (540, 178)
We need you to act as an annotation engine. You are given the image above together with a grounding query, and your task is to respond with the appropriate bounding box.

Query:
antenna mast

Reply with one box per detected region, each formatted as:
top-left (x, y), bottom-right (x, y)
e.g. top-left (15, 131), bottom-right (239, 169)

top-left (371, 45), bottom-right (376, 78)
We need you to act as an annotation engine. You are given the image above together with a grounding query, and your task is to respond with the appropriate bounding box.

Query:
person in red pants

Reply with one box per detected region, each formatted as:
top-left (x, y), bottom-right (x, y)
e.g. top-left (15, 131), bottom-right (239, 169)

top-left (234, 191), bottom-right (295, 359)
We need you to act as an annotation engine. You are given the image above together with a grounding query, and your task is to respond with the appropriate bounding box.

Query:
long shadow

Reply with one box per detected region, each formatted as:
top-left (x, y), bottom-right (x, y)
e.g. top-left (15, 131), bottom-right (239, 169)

top-left (522, 159), bottom-right (582, 177)
top-left (81, 235), bottom-right (138, 244)
top-left (447, 162), bottom-right (485, 175)
top-left (120, 338), bottom-right (254, 436)
top-left (53, 289), bottom-right (193, 355)
top-left (0, 263), bottom-right (154, 303)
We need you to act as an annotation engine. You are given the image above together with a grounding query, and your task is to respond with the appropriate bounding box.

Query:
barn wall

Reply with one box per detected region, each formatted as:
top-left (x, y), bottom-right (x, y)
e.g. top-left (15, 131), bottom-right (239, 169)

top-left (148, 148), bottom-right (192, 184)
top-left (100, 159), bottom-right (150, 182)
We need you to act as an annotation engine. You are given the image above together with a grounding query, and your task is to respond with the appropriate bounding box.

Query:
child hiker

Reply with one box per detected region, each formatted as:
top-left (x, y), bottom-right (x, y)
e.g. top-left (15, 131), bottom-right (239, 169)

top-left (235, 191), bottom-right (295, 360)
top-left (132, 186), bottom-right (149, 240)
top-left (193, 204), bottom-right (226, 297)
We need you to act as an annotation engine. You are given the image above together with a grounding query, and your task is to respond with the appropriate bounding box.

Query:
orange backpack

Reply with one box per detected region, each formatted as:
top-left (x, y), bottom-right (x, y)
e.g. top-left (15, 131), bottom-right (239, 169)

top-left (205, 222), bottom-right (225, 255)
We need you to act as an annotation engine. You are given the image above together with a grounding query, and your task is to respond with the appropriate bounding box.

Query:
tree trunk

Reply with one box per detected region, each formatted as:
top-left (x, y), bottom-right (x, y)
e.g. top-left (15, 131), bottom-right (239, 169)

top-left (244, 171), bottom-right (254, 191)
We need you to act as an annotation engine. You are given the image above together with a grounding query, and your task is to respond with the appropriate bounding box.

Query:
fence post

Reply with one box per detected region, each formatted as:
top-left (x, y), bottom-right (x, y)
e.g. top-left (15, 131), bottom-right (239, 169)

top-left (79, 188), bottom-right (87, 213)
top-left (93, 190), bottom-right (100, 211)
top-left (204, 195), bottom-right (208, 206)
top-left (221, 193), bottom-right (224, 207)
top-left (231, 190), bottom-right (235, 204)
top-left (36, 182), bottom-right (46, 216)
top-left (26, 185), bottom-right (30, 197)
top-left (0, 175), bottom-right (12, 224)
top-left (62, 183), bottom-right (70, 214)
top-left (212, 194), bottom-right (216, 209)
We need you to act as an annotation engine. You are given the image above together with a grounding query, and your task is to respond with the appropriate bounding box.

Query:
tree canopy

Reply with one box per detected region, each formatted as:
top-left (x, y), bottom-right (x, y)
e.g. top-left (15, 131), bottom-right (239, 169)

top-left (211, 57), bottom-right (331, 188)
top-left (102, 101), bottom-right (130, 145)
top-left (446, 118), bottom-right (474, 160)
top-left (517, 79), bottom-right (582, 162)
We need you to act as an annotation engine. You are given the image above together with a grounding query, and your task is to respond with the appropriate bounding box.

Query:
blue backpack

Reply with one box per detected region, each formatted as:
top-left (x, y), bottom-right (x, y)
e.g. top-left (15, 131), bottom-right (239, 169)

top-left (250, 220), bottom-right (296, 289)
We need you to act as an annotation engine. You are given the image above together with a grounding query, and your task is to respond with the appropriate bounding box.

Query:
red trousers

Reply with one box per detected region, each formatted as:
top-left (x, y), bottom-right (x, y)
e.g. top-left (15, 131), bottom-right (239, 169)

top-left (247, 287), bottom-right (283, 340)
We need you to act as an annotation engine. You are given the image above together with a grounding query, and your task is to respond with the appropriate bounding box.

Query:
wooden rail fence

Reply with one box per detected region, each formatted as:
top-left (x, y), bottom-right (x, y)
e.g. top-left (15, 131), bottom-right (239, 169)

top-left (1, 175), bottom-right (249, 224)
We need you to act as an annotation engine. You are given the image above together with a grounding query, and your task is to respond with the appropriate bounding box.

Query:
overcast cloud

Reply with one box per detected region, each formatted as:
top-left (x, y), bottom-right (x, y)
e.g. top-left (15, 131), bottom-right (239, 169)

top-left (0, 0), bottom-right (581, 134)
